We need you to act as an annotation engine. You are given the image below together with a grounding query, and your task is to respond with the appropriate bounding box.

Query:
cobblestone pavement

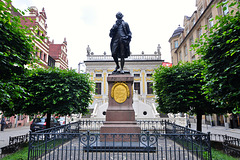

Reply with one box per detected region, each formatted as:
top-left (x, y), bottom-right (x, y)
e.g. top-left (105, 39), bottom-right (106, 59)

top-left (0, 125), bottom-right (30, 148)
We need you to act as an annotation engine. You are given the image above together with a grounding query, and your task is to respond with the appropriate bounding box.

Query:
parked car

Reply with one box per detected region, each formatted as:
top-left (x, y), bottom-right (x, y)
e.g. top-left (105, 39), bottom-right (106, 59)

top-left (30, 117), bottom-right (60, 132)
top-left (57, 117), bottom-right (66, 125)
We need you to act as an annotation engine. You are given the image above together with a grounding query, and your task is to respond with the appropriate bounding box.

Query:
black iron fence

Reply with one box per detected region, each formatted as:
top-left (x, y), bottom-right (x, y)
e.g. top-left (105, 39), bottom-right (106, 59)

top-left (28, 120), bottom-right (212, 160)
top-left (0, 133), bottom-right (28, 158)
top-left (210, 133), bottom-right (240, 158)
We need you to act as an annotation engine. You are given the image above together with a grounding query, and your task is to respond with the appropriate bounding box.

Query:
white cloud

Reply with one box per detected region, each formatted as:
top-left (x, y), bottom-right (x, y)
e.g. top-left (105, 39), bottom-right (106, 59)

top-left (12, 0), bottom-right (196, 69)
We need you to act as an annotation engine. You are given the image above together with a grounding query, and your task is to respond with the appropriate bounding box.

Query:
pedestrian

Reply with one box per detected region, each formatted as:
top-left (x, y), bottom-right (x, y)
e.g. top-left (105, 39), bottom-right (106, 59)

top-left (1, 116), bottom-right (6, 131)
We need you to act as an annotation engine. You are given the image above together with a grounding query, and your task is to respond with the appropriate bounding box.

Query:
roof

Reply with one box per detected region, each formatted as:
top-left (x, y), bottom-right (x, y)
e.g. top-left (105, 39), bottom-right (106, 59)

top-left (171, 25), bottom-right (184, 38)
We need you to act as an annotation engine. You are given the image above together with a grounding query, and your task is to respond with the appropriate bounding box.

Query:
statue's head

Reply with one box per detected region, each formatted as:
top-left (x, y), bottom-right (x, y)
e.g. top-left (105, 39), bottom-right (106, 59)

top-left (116, 12), bottom-right (123, 19)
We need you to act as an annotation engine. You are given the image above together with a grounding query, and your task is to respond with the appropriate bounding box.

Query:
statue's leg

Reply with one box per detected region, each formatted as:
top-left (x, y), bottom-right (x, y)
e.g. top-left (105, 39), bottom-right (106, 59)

top-left (120, 57), bottom-right (125, 74)
top-left (113, 56), bottom-right (119, 72)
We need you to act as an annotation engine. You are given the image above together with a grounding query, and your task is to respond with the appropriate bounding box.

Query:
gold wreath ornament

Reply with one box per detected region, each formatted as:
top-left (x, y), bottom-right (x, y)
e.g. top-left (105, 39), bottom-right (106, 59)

top-left (111, 82), bottom-right (130, 103)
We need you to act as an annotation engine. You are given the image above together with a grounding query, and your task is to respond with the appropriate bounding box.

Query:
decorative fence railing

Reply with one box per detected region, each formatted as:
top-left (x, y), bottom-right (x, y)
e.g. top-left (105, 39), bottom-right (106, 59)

top-left (210, 133), bottom-right (240, 158)
top-left (28, 120), bottom-right (212, 160)
top-left (0, 134), bottom-right (28, 158)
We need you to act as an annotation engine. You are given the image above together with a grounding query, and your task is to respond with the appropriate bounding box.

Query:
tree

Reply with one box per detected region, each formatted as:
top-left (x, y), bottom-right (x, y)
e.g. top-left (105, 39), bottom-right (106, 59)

top-left (1, 68), bottom-right (94, 128)
top-left (153, 61), bottom-right (223, 131)
top-left (193, 1), bottom-right (240, 113)
top-left (0, 0), bottom-right (35, 111)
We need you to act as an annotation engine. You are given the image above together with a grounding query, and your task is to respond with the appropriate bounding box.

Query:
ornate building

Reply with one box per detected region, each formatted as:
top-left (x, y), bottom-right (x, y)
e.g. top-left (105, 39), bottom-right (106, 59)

top-left (169, 0), bottom-right (239, 128)
top-left (1, 4), bottom-right (69, 129)
top-left (169, 0), bottom-right (237, 65)
top-left (18, 6), bottom-right (69, 69)
top-left (83, 45), bottom-right (167, 120)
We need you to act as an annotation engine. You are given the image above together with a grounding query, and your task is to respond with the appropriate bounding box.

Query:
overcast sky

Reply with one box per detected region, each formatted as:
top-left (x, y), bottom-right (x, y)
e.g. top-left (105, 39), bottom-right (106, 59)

top-left (12, 0), bottom-right (196, 69)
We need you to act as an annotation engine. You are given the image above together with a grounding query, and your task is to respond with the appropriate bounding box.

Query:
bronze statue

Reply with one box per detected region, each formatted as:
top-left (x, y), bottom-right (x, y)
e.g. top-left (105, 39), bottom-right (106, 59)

top-left (110, 12), bottom-right (132, 74)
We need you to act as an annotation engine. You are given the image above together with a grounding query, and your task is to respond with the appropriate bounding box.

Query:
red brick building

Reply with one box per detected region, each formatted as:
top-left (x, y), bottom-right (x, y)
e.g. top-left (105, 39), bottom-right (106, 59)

top-left (49, 38), bottom-right (68, 69)
top-left (16, 6), bottom-right (69, 69)
top-left (1, 5), bottom-right (69, 128)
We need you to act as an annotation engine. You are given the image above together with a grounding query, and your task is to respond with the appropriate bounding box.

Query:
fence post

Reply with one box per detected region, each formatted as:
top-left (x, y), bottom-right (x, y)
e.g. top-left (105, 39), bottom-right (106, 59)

top-left (86, 130), bottom-right (90, 160)
top-left (146, 131), bottom-right (150, 160)
top-left (27, 131), bottom-right (32, 160)
top-left (164, 120), bottom-right (167, 133)
top-left (207, 132), bottom-right (212, 160)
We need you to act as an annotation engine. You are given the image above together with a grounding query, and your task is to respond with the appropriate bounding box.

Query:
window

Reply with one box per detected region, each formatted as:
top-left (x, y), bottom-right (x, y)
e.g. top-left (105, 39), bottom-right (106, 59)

top-left (143, 111), bottom-right (147, 115)
top-left (43, 54), bottom-right (46, 61)
top-left (134, 74), bottom-right (140, 77)
top-left (96, 74), bottom-right (102, 77)
top-left (134, 82), bottom-right (140, 94)
top-left (223, 0), bottom-right (229, 15)
top-left (199, 7), bottom-right (204, 15)
top-left (39, 51), bottom-right (42, 59)
top-left (189, 37), bottom-right (194, 56)
top-left (174, 40), bottom-right (178, 48)
top-left (184, 46), bottom-right (188, 57)
top-left (186, 27), bottom-right (189, 34)
top-left (95, 83), bottom-right (102, 95)
top-left (179, 51), bottom-right (182, 61)
top-left (146, 74), bottom-right (152, 77)
top-left (147, 82), bottom-right (153, 94)
top-left (197, 28), bottom-right (202, 39)
top-left (207, 14), bottom-right (213, 28)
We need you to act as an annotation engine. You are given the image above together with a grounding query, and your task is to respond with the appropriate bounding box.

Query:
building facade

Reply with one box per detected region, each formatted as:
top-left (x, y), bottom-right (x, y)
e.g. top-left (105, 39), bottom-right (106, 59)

top-left (169, 0), bottom-right (237, 65)
top-left (169, 0), bottom-right (239, 128)
top-left (0, 4), bottom-right (69, 129)
top-left (18, 6), bottom-right (69, 69)
top-left (84, 45), bottom-right (167, 120)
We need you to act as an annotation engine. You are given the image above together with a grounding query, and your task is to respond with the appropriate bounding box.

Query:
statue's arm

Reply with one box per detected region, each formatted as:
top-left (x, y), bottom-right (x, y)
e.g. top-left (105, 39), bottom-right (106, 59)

top-left (109, 24), bottom-right (118, 38)
top-left (125, 22), bottom-right (132, 41)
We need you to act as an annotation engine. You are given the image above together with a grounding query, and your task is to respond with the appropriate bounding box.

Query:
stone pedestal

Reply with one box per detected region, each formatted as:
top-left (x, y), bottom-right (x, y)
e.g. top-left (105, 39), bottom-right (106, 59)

top-left (100, 74), bottom-right (141, 141)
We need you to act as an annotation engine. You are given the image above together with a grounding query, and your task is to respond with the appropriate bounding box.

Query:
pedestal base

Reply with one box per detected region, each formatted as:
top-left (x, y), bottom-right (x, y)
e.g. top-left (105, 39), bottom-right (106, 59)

top-left (100, 121), bottom-right (141, 142)
top-left (100, 74), bottom-right (141, 142)
top-left (101, 123), bottom-right (141, 134)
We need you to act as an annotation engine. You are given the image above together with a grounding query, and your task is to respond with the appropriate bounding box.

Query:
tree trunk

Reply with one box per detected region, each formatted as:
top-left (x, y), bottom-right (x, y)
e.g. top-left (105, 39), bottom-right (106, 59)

top-left (196, 112), bottom-right (202, 132)
top-left (46, 113), bottom-right (51, 129)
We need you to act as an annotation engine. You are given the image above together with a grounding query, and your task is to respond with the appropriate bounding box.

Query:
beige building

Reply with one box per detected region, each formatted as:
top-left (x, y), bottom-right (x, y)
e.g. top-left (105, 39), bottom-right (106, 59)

top-left (169, 0), bottom-right (239, 128)
top-left (83, 45), bottom-right (166, 120)
top-left (169, 0), bottom-right (237, 65)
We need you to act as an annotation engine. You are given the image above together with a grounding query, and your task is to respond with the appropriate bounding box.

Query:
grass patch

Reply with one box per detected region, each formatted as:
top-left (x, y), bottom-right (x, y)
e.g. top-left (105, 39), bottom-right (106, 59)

top-left (211, 148), bottom-right (239, 160)
top-left (1, 144), bottom-right (28, 160)
top-left (1, 138), bottom-right (66, 160)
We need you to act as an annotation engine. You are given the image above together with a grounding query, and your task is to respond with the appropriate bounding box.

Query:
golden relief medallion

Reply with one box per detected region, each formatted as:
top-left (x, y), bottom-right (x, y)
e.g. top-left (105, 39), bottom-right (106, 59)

top-left (111, 82), bottom-right (130, 103)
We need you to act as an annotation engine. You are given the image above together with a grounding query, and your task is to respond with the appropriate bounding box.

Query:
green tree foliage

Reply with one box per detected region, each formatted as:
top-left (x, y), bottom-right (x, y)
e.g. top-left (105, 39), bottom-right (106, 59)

top-left (1, 68), bottom-right (94, 127)
top-left (193, 1), bottom-right (240, 113)
top-left (153, 61), bottom-right (222, 131)
top-left (0, 0), bottom-right (35, 110)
